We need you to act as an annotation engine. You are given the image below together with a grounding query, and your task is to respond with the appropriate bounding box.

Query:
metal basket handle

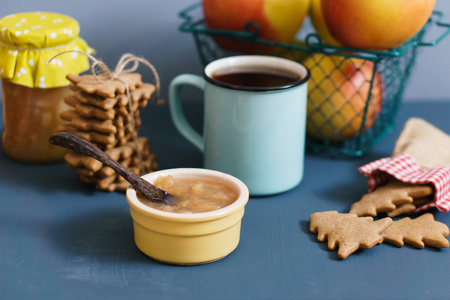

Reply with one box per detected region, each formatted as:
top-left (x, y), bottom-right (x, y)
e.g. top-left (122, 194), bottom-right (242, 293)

top-left (416, 11), bottom-right (450, 47)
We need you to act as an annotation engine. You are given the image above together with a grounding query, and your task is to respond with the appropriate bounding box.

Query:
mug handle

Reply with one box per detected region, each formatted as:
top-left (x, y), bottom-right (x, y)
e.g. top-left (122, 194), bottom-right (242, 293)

top-left (168, 74), bottom-right (206, 152)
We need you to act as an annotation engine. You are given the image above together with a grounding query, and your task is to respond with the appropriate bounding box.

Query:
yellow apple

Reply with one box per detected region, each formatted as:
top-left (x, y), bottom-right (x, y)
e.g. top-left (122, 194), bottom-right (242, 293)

top-left (321, 0), bottom-right (436, 50)
top-left (203, 0), bottom-right (311, 54)
top-left (303, 54), bottom-right (383, 141)
top-left (309, 0), bottom-right (340, 46)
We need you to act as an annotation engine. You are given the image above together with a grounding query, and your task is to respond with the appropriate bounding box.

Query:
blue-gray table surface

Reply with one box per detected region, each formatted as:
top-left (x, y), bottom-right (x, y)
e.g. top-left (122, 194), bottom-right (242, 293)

top-left (1, 101), bottom-right (449, 300)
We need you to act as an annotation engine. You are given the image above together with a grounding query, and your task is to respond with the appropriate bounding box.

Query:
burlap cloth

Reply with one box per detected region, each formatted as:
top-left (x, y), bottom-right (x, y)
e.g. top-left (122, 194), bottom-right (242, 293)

top-left (393, 117), bottom-right (450, 169)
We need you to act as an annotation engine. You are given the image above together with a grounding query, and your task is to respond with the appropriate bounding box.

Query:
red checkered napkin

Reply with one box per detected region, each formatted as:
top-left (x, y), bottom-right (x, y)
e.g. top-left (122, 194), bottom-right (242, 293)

top-left (359, 153), bottom-right (450, 213)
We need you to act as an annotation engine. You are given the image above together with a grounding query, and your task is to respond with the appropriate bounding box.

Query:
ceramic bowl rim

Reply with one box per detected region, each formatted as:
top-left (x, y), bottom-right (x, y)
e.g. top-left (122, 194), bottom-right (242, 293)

top-left (126, 168), bottom-right (249, 222)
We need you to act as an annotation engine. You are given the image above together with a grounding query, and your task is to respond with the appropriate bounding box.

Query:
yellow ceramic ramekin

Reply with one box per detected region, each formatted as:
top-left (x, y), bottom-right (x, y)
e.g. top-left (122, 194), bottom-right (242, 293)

top-left (126, 168), bottom-right (249, 265)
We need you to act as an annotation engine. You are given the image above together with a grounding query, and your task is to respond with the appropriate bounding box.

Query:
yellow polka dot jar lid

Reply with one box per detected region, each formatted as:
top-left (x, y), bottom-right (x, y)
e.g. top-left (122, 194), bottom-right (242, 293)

top-left (0, 12), bottom-right (95, 88)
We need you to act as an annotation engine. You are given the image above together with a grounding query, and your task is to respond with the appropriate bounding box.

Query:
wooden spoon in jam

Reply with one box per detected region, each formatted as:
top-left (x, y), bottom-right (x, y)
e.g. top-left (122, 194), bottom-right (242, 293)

top-left (49, 132), bottom-right (177, 205)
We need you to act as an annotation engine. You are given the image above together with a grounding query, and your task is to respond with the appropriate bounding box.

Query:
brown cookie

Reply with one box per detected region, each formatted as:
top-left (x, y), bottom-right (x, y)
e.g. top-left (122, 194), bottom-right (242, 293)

top-left (115, 112), bottom-right (142, 131)
top-left (64, 151), bottom-right (103, 173)
top-left (65, 96), bottom-right (116, 120)
top-left (70, 83), bottom-right (152, 110)
top-left (114, 99), bottom-right (146, 116)
top-left (76, 157), bottom-right (133, 178)
top-left (115, 106), bottom-right (130, 117)
top-left (85, 177), bottom-right (133, 192)
top-left (79, 152), bottom-right (157, 192)
top-left (57, 124), bottom-right (116, 146)
top-left (75, 144), bottom-right (151, 179)
top-left (386, 197), bottom-right (433, 218)
top-left (58, 118), bottom-right (141, 149)
top-left (310, 211), bottom-right (393, 259)
top-left (66, 73), bottom-right (143, 98)
top-left (64, 137), bottom-right (150, 172)
top-left (118, 152), bottom-right (156, 184)
top-left (350, 178), bottom-right (434, 217)
top-left (60, 110), bottom-right (117, 134)
top-left (73, 90), bottom-right (118, 110)
top-left (117, 82), bottom-right (154, 106)
top-left (80, 173), bottom-right (118, 191)
top-left (382, 213), bottom-right (449, 248)
top-left (108, 180), bottom-right (132, 192)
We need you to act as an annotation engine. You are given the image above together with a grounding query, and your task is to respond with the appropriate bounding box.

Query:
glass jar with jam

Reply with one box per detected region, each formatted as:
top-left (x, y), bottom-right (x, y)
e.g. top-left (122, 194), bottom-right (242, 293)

top-left (0, 12), bottom-right (94, 163)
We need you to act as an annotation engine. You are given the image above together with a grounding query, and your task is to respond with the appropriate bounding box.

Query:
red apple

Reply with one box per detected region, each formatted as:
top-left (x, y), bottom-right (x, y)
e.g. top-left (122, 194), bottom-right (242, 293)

top-left (309, 0), bottom-right (340, 46)
top-left (203, 0), bottom-right (311, 54)
top-left (321, 0), bottom-right (436, 50)
top-left (303, 54), bottom-right (383, 141)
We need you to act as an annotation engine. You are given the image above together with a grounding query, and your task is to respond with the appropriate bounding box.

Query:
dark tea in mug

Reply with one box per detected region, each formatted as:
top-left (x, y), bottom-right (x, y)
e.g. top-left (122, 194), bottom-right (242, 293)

top-left (211, 69), bottom-right (301, 90)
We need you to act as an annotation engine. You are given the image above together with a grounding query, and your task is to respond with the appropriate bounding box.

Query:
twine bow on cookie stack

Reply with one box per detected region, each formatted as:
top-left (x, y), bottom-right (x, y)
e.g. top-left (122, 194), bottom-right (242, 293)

top-left (49, 52), bottom-right (161, 192)
top-left (49, 51), bottom-right (163, 104)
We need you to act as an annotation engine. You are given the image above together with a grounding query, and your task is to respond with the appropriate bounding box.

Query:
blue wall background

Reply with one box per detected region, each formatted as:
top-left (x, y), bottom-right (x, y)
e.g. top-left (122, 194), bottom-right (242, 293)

top-left (1, 0), bottom-right (449, 102)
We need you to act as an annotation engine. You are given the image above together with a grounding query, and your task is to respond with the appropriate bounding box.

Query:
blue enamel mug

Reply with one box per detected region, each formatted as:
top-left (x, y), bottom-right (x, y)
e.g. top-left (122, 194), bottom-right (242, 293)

top-left (169, 55), bottom-right (310, 196)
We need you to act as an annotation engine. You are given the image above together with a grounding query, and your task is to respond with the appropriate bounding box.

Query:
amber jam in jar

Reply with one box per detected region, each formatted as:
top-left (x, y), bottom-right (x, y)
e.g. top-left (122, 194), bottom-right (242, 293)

top-left (0, 12), bottom-right (94, 163)
top-left (2, 79), bottom-right (73, 162)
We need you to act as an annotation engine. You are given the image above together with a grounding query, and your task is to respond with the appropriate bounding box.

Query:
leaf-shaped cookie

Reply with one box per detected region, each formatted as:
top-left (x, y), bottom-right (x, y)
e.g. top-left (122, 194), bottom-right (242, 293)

top-left (310, 211), bottom-right (393, 259)
top-left (60, 110), bottom-right (117, 134)
top-left (65, 96), bottom-right (116, 120)
top-left (382, 213), bottom-right (449, 248)
top-left (73, 83), bottom-right (154, 110)
top-left (350, 179), bottom-right (434, 217)
top-left (67, 73), bottom-right (143, 98)
top-left (386, 197), bottom-right (432, 218)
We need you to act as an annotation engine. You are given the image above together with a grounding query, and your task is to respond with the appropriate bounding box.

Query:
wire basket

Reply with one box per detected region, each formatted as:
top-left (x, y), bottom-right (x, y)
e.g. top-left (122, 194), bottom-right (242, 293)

top-left (179, 3), bottom-right (450, 157)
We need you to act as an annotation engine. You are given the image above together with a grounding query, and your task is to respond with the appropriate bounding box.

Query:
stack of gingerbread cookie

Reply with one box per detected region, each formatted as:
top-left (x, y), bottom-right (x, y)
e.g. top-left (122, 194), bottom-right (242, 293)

top-left (57, 72), bottom-right (158, 192)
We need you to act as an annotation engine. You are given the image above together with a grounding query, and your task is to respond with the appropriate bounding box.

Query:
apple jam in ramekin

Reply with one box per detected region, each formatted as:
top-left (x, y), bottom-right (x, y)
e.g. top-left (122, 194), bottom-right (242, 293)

top-left (137, 175), bottom-right (239, 213)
